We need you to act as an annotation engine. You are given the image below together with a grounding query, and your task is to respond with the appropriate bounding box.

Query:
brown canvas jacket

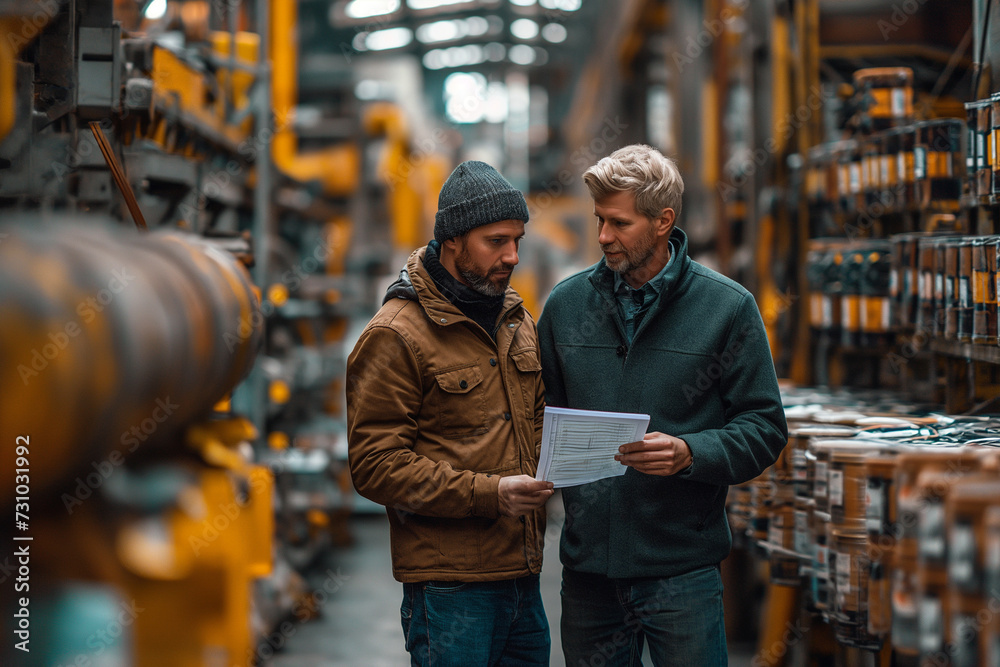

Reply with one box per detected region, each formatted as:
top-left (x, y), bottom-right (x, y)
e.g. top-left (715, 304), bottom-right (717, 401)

top-left (346, 246), bottom-right (546, 583)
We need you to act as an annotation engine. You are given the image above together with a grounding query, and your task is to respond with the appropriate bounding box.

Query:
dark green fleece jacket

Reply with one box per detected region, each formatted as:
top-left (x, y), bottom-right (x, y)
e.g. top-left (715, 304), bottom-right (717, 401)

top-left (537, 227), bottom-right (787, 578)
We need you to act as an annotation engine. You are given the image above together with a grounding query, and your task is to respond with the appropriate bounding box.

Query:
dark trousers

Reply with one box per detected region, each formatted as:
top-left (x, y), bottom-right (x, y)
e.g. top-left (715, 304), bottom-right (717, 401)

top-left (560, 565), bottom-right (727, 666)
top-left (401, 574), bottom-right (550, 666)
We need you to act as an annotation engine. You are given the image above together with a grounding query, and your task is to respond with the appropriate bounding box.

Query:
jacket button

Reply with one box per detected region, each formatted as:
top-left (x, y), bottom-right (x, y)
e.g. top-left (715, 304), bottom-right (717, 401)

top-left (460, 380), bottom-right (468, 389)
top-left (489, 358), bottom-right (497, 367)
top-left (519, 516), bottom-right (525, 523)
top-left (504, 412), bottom-right (511, 421)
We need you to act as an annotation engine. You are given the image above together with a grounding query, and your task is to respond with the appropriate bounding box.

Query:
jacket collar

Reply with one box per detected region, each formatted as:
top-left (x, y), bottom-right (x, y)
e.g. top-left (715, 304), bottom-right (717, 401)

top-left (388, 246), bottom-right (524, 328)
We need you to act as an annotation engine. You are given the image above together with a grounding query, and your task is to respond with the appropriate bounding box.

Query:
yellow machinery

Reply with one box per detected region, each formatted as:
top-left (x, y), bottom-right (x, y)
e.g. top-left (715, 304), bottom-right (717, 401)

top-left (270, 0), bottom-right (359, 198)
top-left (364, 101), bottom-right (451, 251)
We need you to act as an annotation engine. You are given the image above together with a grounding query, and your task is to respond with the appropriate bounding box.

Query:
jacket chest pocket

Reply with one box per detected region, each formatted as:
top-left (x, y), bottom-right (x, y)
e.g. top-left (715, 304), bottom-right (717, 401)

top-left (433, 364), bottom-right (487, 437)
top-left (509, 348), bottom-right (541, 416)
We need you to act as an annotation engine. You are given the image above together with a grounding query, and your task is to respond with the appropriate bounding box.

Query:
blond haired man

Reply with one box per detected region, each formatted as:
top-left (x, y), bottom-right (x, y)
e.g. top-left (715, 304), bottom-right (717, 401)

top-left (538, 145), bottom-right (787, 665)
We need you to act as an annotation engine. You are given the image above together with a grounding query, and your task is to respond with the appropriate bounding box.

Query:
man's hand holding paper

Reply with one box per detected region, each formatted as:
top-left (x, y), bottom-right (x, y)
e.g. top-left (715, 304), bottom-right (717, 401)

top-left (615, 432), bottom-right (692, 476)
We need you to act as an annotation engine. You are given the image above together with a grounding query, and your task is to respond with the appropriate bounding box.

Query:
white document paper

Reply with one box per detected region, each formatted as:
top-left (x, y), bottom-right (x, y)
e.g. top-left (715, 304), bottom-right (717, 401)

top-left (535, 406), bottom-right (650, 488)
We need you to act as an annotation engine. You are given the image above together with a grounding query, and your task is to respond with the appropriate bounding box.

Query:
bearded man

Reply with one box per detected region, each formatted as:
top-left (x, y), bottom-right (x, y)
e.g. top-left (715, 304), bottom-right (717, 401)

top-left (347, 160), bottom-right (554, 666)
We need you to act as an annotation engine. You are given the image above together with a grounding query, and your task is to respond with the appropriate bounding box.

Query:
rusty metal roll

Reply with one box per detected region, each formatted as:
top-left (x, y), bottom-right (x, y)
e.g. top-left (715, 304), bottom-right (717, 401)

top-left (0, 220), bottom-right (263, 509)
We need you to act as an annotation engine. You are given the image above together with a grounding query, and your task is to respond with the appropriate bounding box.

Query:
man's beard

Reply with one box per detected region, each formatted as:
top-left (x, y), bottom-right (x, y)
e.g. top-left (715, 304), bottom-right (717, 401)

top-left (602, 223), bottom-right (658, 276)
top-left (456, 247), bottom-right (514, 297)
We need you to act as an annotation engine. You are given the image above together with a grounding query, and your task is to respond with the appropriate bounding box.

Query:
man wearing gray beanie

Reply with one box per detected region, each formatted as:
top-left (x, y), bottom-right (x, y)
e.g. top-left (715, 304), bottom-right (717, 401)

top-left (347, 160), bottom-right (554, 666)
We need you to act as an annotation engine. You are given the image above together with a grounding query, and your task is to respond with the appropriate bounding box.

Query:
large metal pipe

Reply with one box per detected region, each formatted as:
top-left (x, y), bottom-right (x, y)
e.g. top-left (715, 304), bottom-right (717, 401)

top-left (0, 220), bottom-right (263, 508)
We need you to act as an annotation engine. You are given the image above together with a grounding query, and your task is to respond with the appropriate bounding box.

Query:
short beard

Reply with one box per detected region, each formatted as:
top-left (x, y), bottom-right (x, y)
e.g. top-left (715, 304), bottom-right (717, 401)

top-left (602, 223), bottom-right (658, 276)
top-left (459, 268), bottom-right (508, 296)
top-left (456, 248), bottom-right (513, 297)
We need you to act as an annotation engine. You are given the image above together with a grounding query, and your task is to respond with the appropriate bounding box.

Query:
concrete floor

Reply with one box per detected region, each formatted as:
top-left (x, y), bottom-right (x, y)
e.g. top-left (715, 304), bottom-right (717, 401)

top-left (265, 495), bottom-right (757, 666)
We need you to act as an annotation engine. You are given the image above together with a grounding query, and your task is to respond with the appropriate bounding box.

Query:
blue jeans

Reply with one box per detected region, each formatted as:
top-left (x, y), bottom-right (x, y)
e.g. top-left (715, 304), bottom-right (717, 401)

top-left (401, 574), bottom-right (550, 666)
top-left (560, 565), bottom-right (727, 667)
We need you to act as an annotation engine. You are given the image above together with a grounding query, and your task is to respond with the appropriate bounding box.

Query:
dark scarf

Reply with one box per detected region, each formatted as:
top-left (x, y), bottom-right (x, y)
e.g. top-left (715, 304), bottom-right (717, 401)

top-left (423, 240), bottom-right (506, 338)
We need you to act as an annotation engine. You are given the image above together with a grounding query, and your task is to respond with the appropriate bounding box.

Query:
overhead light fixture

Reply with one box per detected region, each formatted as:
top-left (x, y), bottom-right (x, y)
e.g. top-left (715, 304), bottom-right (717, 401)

top-left (509, 0), bottom-right (536, 6)
top-left (484, 42), bottom-right (506, 62)
top-left (144, 0), bottom-right (167, 20)
top-left (466, 16), bottom-right (490, 36)
top-left (541, 23), bottom-right (567, 43)
top-left (417, 20), bottom-right (465, 43)
top-left (423, 51), bottom-right (445, 69)
top-left (416, 17), bottom-right (490, 43)
top-left (408, 0), bottom-right (470, 11)
top-left (510, 18), bottom-right (539, 40)
top-left (345, 0), bottom-right (401, 19)
top-left (445, 71), bottom-right (488, 123)
top-left (356, 80), bottom-right (391, 100)
top-left (539, 0), bottom-right (581, 11)
top-left (423, 44), bottom-right (487, 69)
top-left (365, 26), bottom-right (413, 50)
top-left (508, 44), bottom-right (536, 65)
top-left (483, 82), bottom-right (509, 124)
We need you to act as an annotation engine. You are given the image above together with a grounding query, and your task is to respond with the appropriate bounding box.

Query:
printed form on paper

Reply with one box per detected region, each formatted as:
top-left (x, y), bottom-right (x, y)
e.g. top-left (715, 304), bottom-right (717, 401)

top-left (535, 406), bottom-right (650, 488)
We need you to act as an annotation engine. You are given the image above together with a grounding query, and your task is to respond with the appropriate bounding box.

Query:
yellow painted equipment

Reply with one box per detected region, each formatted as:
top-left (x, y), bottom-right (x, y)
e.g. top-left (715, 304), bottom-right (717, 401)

top-left (270, 0), bottom-right (359, 197)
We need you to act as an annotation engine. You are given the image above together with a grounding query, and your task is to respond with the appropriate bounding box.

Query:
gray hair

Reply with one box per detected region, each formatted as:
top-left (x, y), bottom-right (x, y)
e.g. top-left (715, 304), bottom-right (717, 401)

top-left (583, 144), bottom-right (684, 221)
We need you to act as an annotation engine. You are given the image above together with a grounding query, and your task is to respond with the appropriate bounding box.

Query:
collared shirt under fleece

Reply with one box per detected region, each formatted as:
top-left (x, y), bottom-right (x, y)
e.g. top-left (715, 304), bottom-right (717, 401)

top-left (537, 226), bottom-right (788, 579)
top-left (613, 237), bottom-right (676, 345)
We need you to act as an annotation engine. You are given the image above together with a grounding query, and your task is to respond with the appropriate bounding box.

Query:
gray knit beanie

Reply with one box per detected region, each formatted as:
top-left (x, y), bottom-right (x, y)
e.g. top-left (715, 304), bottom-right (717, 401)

top-left (434, 161), bottom-right (529, 243)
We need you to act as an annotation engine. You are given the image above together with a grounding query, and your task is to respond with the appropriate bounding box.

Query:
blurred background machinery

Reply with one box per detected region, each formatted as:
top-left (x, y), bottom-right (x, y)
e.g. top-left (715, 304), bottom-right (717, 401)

top-left (6, 0), bottom-right (1000, 666)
